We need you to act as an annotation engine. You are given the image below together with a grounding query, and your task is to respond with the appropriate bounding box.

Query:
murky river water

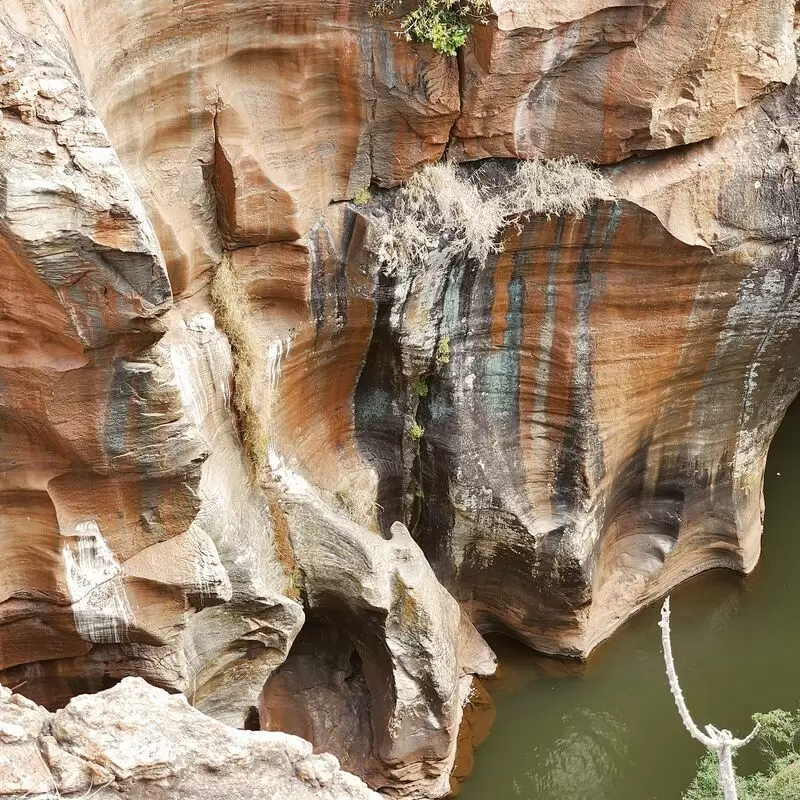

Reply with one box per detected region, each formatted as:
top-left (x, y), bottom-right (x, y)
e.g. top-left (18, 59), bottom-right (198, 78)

top-left (461, 399), bottom-right (800, 800)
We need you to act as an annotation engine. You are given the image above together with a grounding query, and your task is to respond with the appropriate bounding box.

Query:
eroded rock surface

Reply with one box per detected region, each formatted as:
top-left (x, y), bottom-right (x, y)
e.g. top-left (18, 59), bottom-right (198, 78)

top-left (0, 676), bottom-right (380, 799)
top-left (461, 0), bottom-right (796, 162)
top-left (0, 4), bottom-right (302, 725)
top-left (262, 519), bottom-right (495, 797)
top-left (1, 0), bottom-right (800, 797)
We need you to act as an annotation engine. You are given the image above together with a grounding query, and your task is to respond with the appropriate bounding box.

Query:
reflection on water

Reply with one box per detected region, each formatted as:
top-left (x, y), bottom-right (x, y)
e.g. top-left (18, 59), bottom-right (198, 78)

top-left (461, 400), bottom-right (800, 800)
top-left (529, 709), bottom-right (628, 798)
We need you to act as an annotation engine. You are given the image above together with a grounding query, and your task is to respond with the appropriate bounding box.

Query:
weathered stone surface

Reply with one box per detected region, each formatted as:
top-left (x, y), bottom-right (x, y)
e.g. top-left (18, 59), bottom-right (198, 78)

top-left (0, 9), bottom-right (495, 795)
top-left (2, 0), bottom-right (800, 797)
top-left (455, 0), bottom-right (796, 163)
top-left (240, 93), bottom-right (800, 660)
top-left (350, 100), bottom-right (800, 655)
top-left (0, 677), bottom-right (380, 799)
top-left (0, 7), bottom-right (303, 728)
top-left (18, 0), bottom-right (461, 300)
top-left (261, 517), bottom-right (495, 798)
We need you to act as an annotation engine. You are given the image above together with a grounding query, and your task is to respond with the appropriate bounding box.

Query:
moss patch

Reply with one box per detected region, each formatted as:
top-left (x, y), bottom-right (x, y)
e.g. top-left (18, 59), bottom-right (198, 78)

top-left (210, 254), bottom-right (269, 476)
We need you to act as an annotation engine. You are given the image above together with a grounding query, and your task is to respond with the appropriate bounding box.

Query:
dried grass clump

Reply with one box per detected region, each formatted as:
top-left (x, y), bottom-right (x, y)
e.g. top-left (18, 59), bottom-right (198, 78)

top-left (210, 255), bottom-right (269, 475)
top-left (266, 494), bottom-right (302, 599)
top-left (509, 156), bottom-right (616, 219)
top-left (409, 163), bottom-right (507, 263)
top-left (391, 572), bottom-right (420, 626)
top-left (377, 158), bottom-right (615, 274)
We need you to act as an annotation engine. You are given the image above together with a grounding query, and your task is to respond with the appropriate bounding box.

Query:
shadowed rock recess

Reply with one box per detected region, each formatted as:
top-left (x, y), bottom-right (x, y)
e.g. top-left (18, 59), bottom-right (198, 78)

top-left (0, 0), bottom-right (799, 796)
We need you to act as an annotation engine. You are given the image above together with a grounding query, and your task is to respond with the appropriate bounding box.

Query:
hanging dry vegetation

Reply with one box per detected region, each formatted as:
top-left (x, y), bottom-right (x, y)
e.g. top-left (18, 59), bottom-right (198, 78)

top-left (376, 158), bottom-right (616, 274)
top-left (210, 255), bottom-right (270, 475)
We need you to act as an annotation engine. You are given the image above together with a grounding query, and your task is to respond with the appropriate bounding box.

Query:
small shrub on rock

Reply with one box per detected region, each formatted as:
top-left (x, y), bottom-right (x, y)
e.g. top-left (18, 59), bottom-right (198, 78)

top-left (353, 187), bottom-right (371, 206)
top-left (411, 378), bottom-right (429, 397)
top-left (370, 0), bottom-right (490, 56)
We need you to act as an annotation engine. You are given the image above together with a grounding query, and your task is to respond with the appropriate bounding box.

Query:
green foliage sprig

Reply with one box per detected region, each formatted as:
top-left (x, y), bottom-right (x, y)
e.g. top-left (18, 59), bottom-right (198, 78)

top-left (411, 378), bottom-right (429, 397)
top-left (408, 422), bottom-right (425, 441)
top-left (371, 0), bottom-right (490, 57)
top-left (684, 708), bottom-right (800, 800)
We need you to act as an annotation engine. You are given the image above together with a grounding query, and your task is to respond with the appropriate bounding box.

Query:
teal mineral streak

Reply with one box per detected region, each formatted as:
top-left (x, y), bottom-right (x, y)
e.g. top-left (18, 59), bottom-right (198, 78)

top-left (572, 202), bottom-right (620, 476)
top-left (439, 258), bottom-right (464, 354)
top-left (104, 359), bottom-right (140, 460)
top-left (427, 390), bottom-right (451, 427)
top-left (530, 217), bottom-right (565, 432)
top-left (484, 270), bottom-right (524, 419)
top-left (603, 200), bottom-right (622, 240)
top-left (357, 386), bottom-right (394, 426)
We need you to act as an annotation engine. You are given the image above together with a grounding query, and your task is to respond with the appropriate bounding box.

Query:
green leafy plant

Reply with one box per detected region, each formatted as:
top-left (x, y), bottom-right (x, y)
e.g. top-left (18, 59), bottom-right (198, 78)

top-left (371, 0), bottom-right (490, 56)
top-left (353, 187), bottom-right (371, 206)
top-left (436, 337), bottom-right (451, 367)
top-left (408, 422), bottom-right (425, 441)
top-left (684, 708), bottom-right (800, 800)
top-left (411, 378), bottom-right (429, 397)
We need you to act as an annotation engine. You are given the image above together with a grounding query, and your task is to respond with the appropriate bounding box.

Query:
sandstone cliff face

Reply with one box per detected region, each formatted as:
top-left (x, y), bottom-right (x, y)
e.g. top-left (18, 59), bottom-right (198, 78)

top-left (459, 0), bottom-right (796, 162)
top-left (1, 0), bottom-right (799, 797)
top-left (0, 5), bottom-right (305, 729)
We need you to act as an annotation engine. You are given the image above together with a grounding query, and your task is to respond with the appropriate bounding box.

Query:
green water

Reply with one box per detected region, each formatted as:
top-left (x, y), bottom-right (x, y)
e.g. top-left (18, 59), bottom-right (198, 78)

top-left (461, 400), bottom-right (800, 800)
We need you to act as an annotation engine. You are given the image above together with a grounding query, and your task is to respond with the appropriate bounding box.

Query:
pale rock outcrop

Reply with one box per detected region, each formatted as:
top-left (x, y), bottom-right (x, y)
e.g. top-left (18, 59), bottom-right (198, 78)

top-left (261, 514), bottom-right (495, 798)
top-left (0, 677), bottom-right (380, 799)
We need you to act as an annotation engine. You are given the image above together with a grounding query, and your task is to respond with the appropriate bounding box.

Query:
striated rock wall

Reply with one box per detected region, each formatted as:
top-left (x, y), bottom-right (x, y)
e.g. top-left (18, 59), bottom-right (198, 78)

top-left (261, 520), bottom-right (494, 797)
top-left (0, 0), bottom-right (799, 796)
top-left (0, 6), bottom-right (304, 728)
top-left (458, 0), bottom-right (796, 162)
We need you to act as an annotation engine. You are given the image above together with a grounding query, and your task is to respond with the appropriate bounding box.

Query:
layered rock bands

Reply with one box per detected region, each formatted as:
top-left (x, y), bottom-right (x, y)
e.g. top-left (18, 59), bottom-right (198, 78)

top-left (0, 0), bottom-right (799, 797)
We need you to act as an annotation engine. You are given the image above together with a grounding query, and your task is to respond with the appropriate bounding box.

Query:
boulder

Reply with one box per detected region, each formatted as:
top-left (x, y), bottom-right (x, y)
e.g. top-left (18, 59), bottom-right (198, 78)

top-left (0, 677), bottom-right (380, 800)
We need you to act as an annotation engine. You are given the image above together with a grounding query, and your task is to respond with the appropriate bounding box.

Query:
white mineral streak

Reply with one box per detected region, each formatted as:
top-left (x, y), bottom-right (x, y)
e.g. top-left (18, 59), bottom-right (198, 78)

top-left (268, 450), bottom-right (310, 496)
top-left (62, 521), bottom-right (131, 644)
top-left (266, 336), bottom-right (295, 481)
top-left (731, 268), bottom-right (787, 481)
top-left (186, 312), bottom-right (215, 335)
top-left (207, 330), bottom-right (234, 409)
top-left (513, 21), bottom-right (580, 154)
top-left (266, 336), bottom-right (292, 393)
top-left (170, 343), bottom-right (206, 430)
